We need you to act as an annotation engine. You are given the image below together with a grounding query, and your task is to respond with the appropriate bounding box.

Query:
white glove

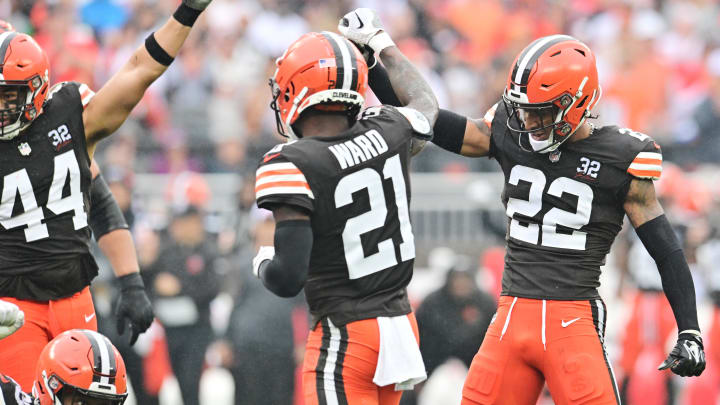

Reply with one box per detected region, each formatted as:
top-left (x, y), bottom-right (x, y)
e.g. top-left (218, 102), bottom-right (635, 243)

top-left (252, 246), bottom-right (276, 278)
top-left (338, 8), bottom-right (395, 54)
top-left (0, 300), bottom-right (24, 340)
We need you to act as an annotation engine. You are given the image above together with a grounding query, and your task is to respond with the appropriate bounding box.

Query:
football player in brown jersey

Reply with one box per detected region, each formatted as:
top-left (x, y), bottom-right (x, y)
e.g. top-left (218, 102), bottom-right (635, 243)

top-left (0, 1), bottom-right (212, 391)
top-left (361, 34), bottom-right (705, 404)
top-left (252, 8), bottom-right (438, 405)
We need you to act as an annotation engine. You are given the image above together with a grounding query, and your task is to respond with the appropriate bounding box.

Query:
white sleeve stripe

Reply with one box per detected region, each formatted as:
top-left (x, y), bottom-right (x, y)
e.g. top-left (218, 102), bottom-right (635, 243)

top-left (256, 187), bottom-right (314, 199)
top-left (256, 174), bottom-right (308, 186)
top-left (636, 152), bottom-right (662, 161)
top-left (81, 93), bottom-right (94, 107)
top-left (629, 163), bottom-right (663, 172)
top-left (256, 162), bottom-right (300, 175)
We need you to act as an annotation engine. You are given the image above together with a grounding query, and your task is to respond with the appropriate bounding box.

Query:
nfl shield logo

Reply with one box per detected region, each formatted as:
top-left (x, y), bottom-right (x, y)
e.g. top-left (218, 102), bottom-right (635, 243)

top-left (549, 151), bottom-right (561, 163)
top-left (18, 142), bottom-right (31, 156)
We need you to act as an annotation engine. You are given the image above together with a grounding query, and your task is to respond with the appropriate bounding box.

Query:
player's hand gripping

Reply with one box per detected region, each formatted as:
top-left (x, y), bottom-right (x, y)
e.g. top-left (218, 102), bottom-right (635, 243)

top-left (658, 332), bottom-right (706, 377)
top-left (253, 246), bottom-right (275, 278)
top-left (181, 0), bottom-right (213, 11)
top-left (0, 299), bottom-right (24, 340)
top-left (338, 8), bottom-right (396, 63)
top-left (115, 273), bottom-right (154, 346)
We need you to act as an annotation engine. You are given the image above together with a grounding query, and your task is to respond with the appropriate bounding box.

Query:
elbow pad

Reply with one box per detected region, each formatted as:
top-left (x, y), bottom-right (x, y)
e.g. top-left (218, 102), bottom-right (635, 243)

top-left (260, 220), bottom-right (313, 297)
top-left (88, 173), bottom-right (128, 239)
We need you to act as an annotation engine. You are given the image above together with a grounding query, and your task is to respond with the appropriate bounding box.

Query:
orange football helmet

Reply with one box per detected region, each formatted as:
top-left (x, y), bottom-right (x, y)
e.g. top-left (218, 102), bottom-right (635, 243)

top-left (503, 35), bottom-right (601, 153)
top-left (0, 32), bottom-right (50, 141)
top-left (269, 31), bottom-right (368, 139)
top-left (33, 329), bottom-right (128, 405)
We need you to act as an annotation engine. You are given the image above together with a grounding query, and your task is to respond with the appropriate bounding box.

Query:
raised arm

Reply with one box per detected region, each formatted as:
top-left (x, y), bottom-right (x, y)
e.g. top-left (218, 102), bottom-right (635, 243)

top-left (338, 8), bottom-right (438, 126)
top-left (83, 0), bottom-right (212, 156)
top-left (362, 49), bottom-right (491, 157)
top-left (624, 178), bottom-right (705, 377)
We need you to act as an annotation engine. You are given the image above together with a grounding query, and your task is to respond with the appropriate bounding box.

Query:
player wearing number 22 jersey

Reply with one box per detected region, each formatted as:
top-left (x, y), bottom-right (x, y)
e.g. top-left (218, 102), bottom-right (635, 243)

top-left (252, 24), bottom-right (439, 405)
top-left (366, 34), bottom-right (705, 404)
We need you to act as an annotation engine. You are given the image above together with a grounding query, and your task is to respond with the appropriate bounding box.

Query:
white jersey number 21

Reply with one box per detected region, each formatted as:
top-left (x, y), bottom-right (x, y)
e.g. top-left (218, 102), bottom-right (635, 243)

top-left (335, 154), bottom-right (415, 279)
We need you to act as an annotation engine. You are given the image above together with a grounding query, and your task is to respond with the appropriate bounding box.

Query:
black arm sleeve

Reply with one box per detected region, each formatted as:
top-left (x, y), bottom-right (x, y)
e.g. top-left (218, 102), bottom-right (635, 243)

top-left (259, 220), bottom-right (312, 298)
top-left (89, 173), bottom-right (128, 239)
top-left (368, 62), bottom-right (402, 106)
top-left (368, 63), bottom-right (467, 154)
top-left (635, 215), bottom-right (700, 333)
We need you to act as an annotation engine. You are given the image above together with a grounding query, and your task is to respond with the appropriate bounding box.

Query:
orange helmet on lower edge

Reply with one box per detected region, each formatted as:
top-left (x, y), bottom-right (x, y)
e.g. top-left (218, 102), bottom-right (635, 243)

top-left (0, 32), bottom-right (50, 141)
top-left (269, 31), bottom-right (368, 140)
top-left (503, 35), bottom-right (601, 153)
top-left (33, 329), bottom-right (128, 405)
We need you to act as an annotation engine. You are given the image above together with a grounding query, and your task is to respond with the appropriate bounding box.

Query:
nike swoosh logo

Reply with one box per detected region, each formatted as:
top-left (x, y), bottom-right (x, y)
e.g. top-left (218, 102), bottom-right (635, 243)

top-left (84, 313), bottom-right (95, 323)
top-left (561, 317), bottom-right (581, 328)
top-left (355, 12), bottom-right (364, 28)
top-left (263, 153), bottom-right (281, 163)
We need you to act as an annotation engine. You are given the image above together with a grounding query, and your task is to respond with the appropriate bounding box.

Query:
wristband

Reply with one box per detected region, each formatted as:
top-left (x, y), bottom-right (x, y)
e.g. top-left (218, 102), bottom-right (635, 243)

top-left (679, 329), bottom-right (702, 338)
top-left (369, 32), bottom-right (395, 54)
top-left (117, 272), bottom-right (145, 291)
top-left (173, 3), bottom-right (202, 27)
top-left (433, 109), bottom-right (467, 154)
top-left (144, 33), bottom-right (174, 66)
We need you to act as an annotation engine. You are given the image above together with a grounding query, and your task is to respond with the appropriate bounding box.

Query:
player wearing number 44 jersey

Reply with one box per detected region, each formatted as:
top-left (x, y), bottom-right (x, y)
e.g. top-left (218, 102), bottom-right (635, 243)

top-left (252, 10), bottom-right (438, 405)
top-left (0, 0), bottom-right (214, 391)
top-left (367, 34), bottom-right (705, 404)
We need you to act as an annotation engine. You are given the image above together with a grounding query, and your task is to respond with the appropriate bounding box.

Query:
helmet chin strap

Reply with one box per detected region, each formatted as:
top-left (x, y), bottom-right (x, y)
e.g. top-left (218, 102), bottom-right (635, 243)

top-left (284, 86), bottom-right (309, 141)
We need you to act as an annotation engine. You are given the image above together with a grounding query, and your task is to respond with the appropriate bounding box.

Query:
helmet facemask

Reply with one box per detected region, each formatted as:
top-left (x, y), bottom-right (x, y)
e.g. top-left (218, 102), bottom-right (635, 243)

top-left (39, 372), bottom-right (127, 405)
top-left (504, 92), bottom-right (576, 154)
top-left (0, 82), bottom-right (32, 141)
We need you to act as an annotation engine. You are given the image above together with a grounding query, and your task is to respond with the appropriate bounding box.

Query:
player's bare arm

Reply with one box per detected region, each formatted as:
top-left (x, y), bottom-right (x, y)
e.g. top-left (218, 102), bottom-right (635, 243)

top-left (377, 47), bottom-right (438, 125)
top-left (624, 177), bottom-right (705, 377)
top-left (83, 0), bottom-right (212, 156)
top-left (252, 204), bottom-right (312, 298)
top-left (354, 33), bottom-right (490, 156)
top-left (459, 117), bottom-right (491, 157)
top-left (623, 178), bottom-right (664, 227)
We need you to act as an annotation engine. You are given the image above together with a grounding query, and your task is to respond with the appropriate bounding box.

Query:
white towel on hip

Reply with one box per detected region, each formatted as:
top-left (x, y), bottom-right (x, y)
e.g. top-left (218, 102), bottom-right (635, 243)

top-left (373, 315), bottom-right (427, 391)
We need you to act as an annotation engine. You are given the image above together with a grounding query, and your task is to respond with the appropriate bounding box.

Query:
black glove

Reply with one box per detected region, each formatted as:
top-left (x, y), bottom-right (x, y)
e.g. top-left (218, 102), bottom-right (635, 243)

top-left (658, 333), bottom-right (706, 377)
top-left (115, 273), bottom-right (154, 346)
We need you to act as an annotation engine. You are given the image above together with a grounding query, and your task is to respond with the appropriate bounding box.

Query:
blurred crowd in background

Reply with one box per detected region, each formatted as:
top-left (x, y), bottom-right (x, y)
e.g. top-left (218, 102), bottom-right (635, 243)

top-left (4, 0), bottom-right (720, 404)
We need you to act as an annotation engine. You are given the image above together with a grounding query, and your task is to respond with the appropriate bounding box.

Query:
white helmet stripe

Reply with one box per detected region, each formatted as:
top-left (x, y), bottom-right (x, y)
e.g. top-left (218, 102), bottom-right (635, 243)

top-left (325, 32), bottom-right (353, 90)
top-left (0, 32), bottom-right (17, 74)
top-left (513, 34), bottom-right (575, 92)
top-left (83, 330), bottom-right (112, 385)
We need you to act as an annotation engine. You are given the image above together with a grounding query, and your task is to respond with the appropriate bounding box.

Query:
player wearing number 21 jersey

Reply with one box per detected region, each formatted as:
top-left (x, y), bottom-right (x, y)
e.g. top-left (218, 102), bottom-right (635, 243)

top-left (366, 34), bottom-right (705, 404)
top-left (252, 18), bottom-right (439, 405)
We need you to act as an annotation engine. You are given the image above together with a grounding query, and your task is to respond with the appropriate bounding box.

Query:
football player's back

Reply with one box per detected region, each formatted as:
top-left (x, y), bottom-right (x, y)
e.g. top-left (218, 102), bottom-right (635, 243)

top-left (252, 15), bottom-right (439, 404)
top-left (260, 105), bottom-right (422, 326)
